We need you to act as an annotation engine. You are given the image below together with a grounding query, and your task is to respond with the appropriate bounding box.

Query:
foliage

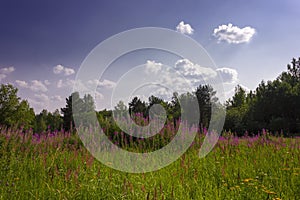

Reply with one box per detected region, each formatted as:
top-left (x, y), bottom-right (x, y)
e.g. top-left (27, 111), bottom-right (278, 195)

top-left (225, 57), bottom-right (300, 135)
top-left (0, 84), bottom-right (35, 129)
top-left (34, 109), bottom-right (63, 133)
top-left (61, 92), bottom-right (95, 132)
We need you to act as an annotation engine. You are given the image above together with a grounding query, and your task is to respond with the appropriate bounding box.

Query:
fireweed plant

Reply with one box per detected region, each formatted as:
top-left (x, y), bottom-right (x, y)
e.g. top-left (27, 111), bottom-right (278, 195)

top-left (0, 116), bottom-right (299, 199)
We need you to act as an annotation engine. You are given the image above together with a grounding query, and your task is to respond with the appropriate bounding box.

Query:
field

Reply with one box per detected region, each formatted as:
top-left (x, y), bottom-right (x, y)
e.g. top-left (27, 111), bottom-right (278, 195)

top-left (0, 127), bottom-right (299, 200)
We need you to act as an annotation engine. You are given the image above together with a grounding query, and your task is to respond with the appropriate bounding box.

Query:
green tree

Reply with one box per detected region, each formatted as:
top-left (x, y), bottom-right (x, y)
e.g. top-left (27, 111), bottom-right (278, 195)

top-left (47, 109), bottom-right (63, 131)
top-left (224, 85), bottom-right (248, 134)
top-left (128, 97), bottom-right (147, 117)
top-left (34, 109), bottom-right (48, 133)
top-left (61, 92), bottom-right (79, 131)
top-left (0, 84), bottom-right (35, 129)
top-left (195, 85), bottom-right (218, 129)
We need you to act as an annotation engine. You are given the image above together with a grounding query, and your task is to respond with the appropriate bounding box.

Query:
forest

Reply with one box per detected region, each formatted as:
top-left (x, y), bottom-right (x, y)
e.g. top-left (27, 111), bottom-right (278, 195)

top-left (1, 57), bottom-right (300, 136)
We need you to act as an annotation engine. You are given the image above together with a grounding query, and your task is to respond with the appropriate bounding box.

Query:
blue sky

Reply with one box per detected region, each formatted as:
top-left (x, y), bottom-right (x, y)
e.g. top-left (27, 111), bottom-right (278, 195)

top-left (1, 0), bottom-right (300, 113)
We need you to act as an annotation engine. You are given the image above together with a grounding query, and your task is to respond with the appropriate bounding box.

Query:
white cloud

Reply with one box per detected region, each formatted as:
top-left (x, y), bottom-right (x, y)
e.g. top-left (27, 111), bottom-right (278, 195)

top-left (30, 80), bottom-right (48, 92)
top-left (53, 65), bottom-right (64, 74)
top-left (57, 79), bottom-right (63, 88)
top-left (0, 66), bottom-right (15, 82)
top-left (213, 23), bottom-right (256, 44)
top-left (64, 68), bottom-right (75, 76)
top-left (50, 95), bottom-right (63, 102)
top-left (0, 66), bottom-right (15, 74)
top-left (146, 59), bottom-right (217, 87)
top-left (87, 79), bottom-right (116, 89)
top-left (142, 59), bottom-right (242, 103)
top-left (56, 79), bottom-right (75, 88)
top-left (145, 60), bottom-right (163, 74)
top-left (15, 80), bottom-right (29, 88)
top-left (44, 80), bottom-right (51, 85)
top-left (174, 59), bottom-right (217, 81)
top-left (176, 21), bottom-right (194, 35)
top-left (216, 67), bottom-right (238, 84)
top-left (141, 59), bottom-right (220, 99)
top-left (15, 80), bottom-right (48, 92)
top-left (53, 64), bottom-right (75, 76)
top-left (97, 79), bottom-right (116, 89)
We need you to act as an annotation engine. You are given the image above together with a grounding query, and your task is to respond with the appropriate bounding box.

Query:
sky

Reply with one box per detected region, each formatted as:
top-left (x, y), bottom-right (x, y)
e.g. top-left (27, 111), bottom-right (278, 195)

top-left (1, 0), bottom-right (300, 113)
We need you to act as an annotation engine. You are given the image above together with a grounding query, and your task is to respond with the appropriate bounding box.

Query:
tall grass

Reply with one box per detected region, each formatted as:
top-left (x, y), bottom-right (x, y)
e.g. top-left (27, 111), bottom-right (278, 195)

top-left (0, 125), bottom-right (299, 199)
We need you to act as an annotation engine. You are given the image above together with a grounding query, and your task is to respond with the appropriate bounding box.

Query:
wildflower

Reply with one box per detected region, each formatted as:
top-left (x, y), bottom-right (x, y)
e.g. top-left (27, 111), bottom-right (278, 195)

top-left (243, 178), bottom-right (253, 183)
top-left (263, 189), bottom-right (276, 195)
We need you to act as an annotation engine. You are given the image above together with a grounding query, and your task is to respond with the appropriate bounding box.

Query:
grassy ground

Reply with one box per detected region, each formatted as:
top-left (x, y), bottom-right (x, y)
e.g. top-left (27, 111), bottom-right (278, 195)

top-left (0, 127), bottom-right (299, 199)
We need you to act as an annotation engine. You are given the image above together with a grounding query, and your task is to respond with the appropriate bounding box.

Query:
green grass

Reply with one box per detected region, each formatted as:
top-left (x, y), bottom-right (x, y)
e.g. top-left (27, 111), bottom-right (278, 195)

top-left (0, 128), bottom-right (299, 199)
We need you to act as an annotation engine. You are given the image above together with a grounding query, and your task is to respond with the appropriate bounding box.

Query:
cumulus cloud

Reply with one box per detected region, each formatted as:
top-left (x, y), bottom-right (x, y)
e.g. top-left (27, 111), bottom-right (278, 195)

top-left (53, 65), bottom-right (64, 74)
top-left (213, 23), bottom-right (256, 44)
top-left (0, 66), bottom-right (15, 74)
top-left (0, 66), bottom-right (15, 82)
top-left (15, 80), bottom-right (48, 92)
top-left (145, 59), bottom-right (218, 88)
top-left (142, 59), bottom-right (241, 103)
top-left (15, 80), bottom-right (29, 88)
top-left (87, 79), bottom-right (116, 89)
top-left (176, 21), bottom-right (194, 35)
top-left (140, 59), bottom-right (221, 99)
top-left (44, 80), bottom-right (51, 85)
top-left (64, 68), bottom-right (75, 76)
top-left (216, 67), bottom-right (238, 84)
top-left (174, 59), bottom-right (217, 81)
top-left (56, 79), bottom-right (75, 88)
top-left (145, 60), bottom-right (163, 74)
top-left (30, 80), bottom-right (48, 92)
top-left (53, 64), bottom-right (75, 76)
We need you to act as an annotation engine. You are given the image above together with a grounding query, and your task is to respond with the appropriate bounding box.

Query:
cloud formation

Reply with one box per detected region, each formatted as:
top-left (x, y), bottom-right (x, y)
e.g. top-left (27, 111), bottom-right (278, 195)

top-left (213, 23), bottom-right (256, 44)
top-left (174, 59), bottom-right (217, 81)
top-left (216, 67), bottom-right (238, 84)
top-left (56, 79), bottom-right (75, 88)
top-left (0, 66), bottom-right (15, 74)
top-left (15, 80), bottom-right (48, 92)
top-left (53, 64), bottom-right (75, 76)
top-left (87, 79), bottom-right (116, 89)
top-left (143, 59), bottom-right (240, 102)
top-left (176, 21), bottom-right (194, 35)
top-left (0, 66), bottom-right (15, 81)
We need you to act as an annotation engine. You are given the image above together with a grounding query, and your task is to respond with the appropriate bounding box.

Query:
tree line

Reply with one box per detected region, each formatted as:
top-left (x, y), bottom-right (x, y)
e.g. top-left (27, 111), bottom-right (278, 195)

top-left (225, 57), bottom-right (300, 135)
top-left (0, 57), bottom-right (300, 136)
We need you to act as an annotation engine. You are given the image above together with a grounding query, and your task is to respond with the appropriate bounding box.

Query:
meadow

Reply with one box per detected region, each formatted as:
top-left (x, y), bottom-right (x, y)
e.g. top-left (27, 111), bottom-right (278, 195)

top-left (0, 125), bottom-right (299, 200)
